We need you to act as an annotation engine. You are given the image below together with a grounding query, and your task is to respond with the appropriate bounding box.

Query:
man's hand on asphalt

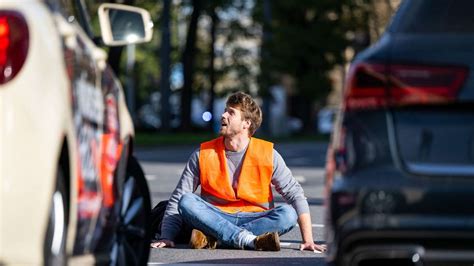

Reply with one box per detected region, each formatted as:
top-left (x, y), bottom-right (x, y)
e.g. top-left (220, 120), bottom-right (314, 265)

top-left (150, 239), bottom-right (175, 248)
top-left (299, 242), bottom-right (327, 253)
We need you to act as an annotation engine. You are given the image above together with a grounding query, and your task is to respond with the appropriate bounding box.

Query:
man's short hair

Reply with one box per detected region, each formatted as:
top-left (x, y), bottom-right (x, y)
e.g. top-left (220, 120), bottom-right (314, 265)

top-left (226, 91), bottom-right (262, 136)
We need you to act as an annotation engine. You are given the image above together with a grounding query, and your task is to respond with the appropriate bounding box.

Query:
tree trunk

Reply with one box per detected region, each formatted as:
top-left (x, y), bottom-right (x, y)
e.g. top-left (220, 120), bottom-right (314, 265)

top-left (260, 0), bottom-right (272, 135)
top-left (180, 0), bottom-right (202, 131)
top-left (160, 0), bottom-right (172, 131)
top-left (207, 8), bottom-right (217, 132)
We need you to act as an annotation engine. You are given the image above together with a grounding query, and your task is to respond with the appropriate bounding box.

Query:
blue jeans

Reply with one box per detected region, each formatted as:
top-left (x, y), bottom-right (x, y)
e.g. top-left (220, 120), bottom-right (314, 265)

top-left (178, 193), bottom-right (297, 249)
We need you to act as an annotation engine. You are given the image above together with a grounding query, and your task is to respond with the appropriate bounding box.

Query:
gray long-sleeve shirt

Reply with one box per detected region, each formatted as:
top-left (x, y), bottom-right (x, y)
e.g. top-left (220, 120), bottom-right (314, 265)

top-left (160, 146), bottom-right (309, 241)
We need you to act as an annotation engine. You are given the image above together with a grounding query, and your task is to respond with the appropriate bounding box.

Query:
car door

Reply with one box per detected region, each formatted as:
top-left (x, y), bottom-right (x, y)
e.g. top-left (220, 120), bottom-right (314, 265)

top-left (48, 0), bottom-right (109, 255)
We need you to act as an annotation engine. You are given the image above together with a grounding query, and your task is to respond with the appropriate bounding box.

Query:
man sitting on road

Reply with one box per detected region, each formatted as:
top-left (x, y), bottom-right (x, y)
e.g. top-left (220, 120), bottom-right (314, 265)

top-left (150, 91), bottom-right (326, 252)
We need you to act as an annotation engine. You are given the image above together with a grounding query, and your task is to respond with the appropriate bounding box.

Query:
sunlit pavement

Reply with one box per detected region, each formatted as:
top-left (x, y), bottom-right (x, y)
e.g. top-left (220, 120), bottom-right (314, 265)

top-left (136, 141), bottom-right (328, 265)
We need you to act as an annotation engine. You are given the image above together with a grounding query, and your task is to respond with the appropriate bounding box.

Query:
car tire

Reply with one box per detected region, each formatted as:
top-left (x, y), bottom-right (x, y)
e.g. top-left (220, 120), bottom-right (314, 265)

top-left (110, 156), bottom-right (151, 266)
top-left (44, 167), bottom-right (68, 266)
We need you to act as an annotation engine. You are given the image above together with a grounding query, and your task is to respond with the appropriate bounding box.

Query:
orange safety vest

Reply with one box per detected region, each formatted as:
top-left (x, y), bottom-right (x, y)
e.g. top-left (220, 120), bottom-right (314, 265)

top-left (199, 136), bottom-right (274, 213)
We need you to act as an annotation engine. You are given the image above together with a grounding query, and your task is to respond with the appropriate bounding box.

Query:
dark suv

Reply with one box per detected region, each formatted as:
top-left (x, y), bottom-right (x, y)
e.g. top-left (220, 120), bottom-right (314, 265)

top-left (325, 0), bottom-right (474, 265)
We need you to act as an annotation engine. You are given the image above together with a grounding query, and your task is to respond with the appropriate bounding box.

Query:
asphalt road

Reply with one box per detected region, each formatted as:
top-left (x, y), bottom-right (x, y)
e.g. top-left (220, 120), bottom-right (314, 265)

top-left (135, 141), bottom-right (329, 265)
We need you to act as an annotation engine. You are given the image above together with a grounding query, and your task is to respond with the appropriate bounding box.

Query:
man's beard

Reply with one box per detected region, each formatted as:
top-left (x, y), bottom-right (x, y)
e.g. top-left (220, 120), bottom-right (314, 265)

top-left (219, 126), bottom-right (237, 137)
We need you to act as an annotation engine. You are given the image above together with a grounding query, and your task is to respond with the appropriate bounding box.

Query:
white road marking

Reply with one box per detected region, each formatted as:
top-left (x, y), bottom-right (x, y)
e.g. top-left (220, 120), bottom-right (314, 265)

top-left (146, 175), bottom-right (157, 181)
top-left (296, 224), bottom-right (324, 228)
top-left (280, 242), bottom-right (324, 253)
top-left (294, 175), bottom-right (306, 183)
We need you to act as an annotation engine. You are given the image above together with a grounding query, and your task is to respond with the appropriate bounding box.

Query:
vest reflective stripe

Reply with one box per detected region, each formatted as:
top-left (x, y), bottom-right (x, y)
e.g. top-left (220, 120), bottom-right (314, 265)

top-left (199, 136), bottom-right (274, 213)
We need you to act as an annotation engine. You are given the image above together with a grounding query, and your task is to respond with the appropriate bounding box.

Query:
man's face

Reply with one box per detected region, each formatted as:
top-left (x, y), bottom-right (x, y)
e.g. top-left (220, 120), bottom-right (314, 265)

top-left (219, 105), bottom-right (250, 137)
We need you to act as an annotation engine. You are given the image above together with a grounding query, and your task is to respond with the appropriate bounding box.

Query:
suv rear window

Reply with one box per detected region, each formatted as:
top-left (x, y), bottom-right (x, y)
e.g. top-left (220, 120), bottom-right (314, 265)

top-left (393, 0), bottom-right (474, 33)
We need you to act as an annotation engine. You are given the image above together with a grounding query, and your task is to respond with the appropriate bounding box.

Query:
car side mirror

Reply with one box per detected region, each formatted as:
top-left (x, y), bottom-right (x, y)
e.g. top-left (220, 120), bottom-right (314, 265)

top-left (98, 3), bottom-right (153, 46)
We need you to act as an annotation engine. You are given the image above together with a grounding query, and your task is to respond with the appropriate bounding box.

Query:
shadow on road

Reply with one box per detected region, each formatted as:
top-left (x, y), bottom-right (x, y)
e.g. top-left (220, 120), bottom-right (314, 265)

top-left (180, 257), bottom-right (325, 265)
top-left (274, 196), bottom-right (324, 206)
top-left (278, 239), bottom-right (326, 245)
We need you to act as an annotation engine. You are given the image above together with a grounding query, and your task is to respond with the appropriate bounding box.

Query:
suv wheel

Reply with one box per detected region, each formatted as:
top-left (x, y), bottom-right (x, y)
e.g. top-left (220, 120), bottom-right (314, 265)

top-left (110, 156), bottom-right (151, 266)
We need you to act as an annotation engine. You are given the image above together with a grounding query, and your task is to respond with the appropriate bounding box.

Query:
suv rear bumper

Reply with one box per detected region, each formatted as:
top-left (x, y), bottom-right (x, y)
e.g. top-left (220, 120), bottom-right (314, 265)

top-left (328, 228), bottom-right (474, 266)
top-left (326, 175), bottom-right (474, 265)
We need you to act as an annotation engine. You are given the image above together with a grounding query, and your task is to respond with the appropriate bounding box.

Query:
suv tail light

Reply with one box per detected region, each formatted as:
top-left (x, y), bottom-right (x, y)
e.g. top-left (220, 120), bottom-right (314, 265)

top-left (344, 62), bottom-right (468, 110)
top-left (0, 11), bottom-right (29, 85)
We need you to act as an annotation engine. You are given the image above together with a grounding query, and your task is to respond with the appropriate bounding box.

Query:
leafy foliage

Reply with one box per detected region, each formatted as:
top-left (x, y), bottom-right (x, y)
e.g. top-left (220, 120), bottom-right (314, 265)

top-left (254, 0), bottom-right (352, 102)
top-left (89, 0), bottom-right (392, 132)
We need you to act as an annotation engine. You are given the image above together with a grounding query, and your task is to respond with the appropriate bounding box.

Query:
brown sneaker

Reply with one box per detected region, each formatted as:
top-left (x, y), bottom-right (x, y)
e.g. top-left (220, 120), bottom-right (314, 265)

top-left (189, 229), bottom-right (217, 249)
top-left (254, 232), bottom-right (280, 251)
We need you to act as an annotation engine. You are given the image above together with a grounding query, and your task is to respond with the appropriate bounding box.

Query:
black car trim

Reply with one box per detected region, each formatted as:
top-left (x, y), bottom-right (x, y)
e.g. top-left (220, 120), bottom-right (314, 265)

top-left (406, 162), bottom-right (474, 176)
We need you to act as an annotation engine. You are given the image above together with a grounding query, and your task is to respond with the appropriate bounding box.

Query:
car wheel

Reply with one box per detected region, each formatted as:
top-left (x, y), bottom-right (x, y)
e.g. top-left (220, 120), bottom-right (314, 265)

top-left (44, 167), bottom-right (67, 266)
top-left (110, 156), bottom-right (151, 266)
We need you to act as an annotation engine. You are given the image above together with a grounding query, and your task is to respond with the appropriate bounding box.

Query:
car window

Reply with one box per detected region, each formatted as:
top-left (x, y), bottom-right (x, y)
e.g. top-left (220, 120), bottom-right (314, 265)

top-left (45, 0), bottom-right (95, 36)
top-left (45, 0), bottom-right (79, 23)
top-left (74, 0), bottom-right (96, 37)
top-left (393, 0), bottom-right (474, 33)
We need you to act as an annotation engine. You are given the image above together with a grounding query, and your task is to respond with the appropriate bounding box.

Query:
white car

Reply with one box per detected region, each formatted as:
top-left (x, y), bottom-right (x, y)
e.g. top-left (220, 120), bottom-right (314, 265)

top-left (0, 1), bottom-right (153, 265)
